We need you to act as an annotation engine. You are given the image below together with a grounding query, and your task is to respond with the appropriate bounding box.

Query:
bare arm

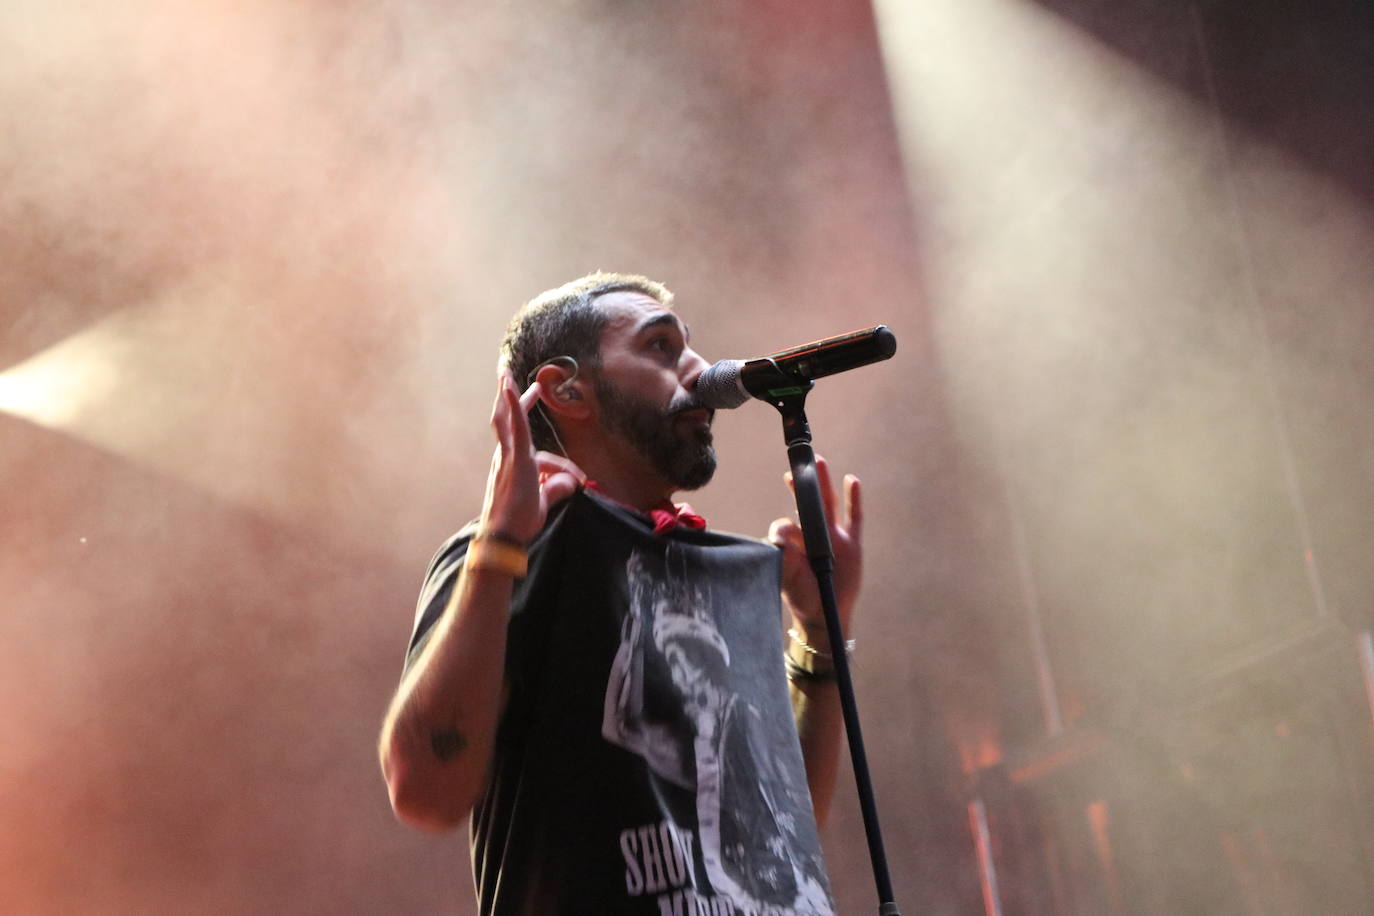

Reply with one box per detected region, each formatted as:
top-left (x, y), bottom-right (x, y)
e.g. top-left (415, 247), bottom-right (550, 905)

top-left (379, 559), bottom-right (518, 830)
top-left (378, 369), bottom-right (584, 831)
top-left (768, 456), bottom-right (863, 829)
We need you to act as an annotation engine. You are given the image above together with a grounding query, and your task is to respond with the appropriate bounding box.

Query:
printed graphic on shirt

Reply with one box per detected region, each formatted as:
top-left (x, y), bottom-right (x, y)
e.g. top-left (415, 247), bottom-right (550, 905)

top-left (602, 551), bottom-right (834, 915)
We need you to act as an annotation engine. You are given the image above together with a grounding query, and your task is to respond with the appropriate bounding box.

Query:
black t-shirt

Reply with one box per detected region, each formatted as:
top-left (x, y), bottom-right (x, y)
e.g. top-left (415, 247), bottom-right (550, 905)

top-left (407, 490), bottom-right (836, 915)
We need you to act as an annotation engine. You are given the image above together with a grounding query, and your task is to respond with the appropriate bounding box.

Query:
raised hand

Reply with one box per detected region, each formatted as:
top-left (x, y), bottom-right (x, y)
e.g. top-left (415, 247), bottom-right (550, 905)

top-left (480, 366), bottom-right (585, 544)
top-left (767, 454), bottom-right (863, 637)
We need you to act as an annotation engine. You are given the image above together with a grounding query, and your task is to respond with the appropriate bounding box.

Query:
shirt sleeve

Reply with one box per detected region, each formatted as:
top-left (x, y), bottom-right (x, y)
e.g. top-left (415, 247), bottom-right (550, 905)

top-left (403, 523), bottom-right (477, 674)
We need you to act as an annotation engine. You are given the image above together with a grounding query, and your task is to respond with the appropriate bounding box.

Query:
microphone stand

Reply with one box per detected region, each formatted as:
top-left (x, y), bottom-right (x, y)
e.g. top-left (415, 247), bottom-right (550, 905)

top-left (761, 368), bottom-right (901, 916)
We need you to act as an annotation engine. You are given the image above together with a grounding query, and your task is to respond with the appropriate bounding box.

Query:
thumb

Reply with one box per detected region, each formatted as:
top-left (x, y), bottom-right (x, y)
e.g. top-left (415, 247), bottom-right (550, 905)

top-left (540, 471), bottom-right (583, 509)
top-left (768, 517), bottom-right (801, 549)
top-left (535, 451), bottom-right (586, 483)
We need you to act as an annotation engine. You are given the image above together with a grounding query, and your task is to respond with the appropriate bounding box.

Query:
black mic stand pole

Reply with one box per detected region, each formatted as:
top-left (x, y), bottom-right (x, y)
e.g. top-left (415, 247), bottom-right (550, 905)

top-left (762, 369), bottom-right (901, 916)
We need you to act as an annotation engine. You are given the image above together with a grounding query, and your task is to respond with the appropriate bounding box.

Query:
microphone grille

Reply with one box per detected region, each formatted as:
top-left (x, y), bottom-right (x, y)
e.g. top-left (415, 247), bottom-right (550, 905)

top-left (694, 360), bottom-right (749, 409)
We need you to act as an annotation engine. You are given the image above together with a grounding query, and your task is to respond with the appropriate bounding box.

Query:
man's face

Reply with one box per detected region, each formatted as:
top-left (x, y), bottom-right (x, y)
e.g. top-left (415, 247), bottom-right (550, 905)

top-left (591, 292), bottom-right (716, 491)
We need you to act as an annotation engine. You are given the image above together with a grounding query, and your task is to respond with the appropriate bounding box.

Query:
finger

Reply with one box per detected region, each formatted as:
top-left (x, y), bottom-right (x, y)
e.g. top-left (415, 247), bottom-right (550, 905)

top-left (518, 380), bottom-right (542, 414)
top-left (502, 376), bottom-right (526, 452)
top-left (491, 374), bottom-right (514, 451)
top-left (768, 518), bottom-right (806, 571)
top-left (784, 458), bottom-right (839, 521)
top-left (535, 451), bottom-right (587, 484)
top-left (768, 517), bottom-right (803, 550)
top-left (814, 454), bottom-right (838, 523)
top-left (844, 473), bottom-right (863, 538)
top-left (540, 470), bottom-right (583, 507)
top-left (506, 377), bottom-right (532, 455)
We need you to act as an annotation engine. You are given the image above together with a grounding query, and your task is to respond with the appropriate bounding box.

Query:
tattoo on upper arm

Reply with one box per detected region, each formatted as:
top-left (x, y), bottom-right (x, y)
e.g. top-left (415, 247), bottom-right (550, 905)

top-left (430, 728), bottom-right (467, 763)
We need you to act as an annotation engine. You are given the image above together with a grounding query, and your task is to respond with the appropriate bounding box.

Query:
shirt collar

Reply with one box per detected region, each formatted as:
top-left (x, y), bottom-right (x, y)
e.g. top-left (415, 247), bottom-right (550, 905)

top-left (583, 481), bottom-right (707, 535)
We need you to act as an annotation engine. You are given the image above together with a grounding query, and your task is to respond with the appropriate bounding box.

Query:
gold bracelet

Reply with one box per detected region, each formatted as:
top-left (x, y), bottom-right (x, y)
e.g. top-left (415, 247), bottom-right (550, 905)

top-left (786, 627), bottom-right (855, 660)
top-left (467, 535), bottom-right (528, 578)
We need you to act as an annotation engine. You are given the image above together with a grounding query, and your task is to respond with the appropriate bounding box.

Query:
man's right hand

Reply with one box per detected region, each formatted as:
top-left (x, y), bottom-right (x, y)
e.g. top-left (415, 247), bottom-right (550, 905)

top-left (480, 366), bottom-right (585, 543)
top-left (380, 366), bottom-right (586, 832)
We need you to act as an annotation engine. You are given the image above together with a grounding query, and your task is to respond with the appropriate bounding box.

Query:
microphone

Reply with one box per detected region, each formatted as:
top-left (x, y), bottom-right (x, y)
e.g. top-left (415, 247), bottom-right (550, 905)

top-left (694, 325), bottom-right (897, 409)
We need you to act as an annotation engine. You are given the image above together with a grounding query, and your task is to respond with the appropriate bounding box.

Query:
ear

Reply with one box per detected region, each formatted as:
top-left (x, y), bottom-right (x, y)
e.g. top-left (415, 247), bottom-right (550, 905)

top-left (532, 362), bottom-right (592, 420)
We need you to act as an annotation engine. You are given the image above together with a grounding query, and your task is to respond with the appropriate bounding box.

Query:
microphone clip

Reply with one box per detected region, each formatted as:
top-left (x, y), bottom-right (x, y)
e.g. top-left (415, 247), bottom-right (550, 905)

top-left (744, 358), bottom-right (815, 405)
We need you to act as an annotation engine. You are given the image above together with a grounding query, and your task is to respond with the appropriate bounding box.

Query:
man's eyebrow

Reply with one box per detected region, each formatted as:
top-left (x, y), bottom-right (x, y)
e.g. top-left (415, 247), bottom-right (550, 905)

top-left (635, 312), bottom-right (691, 342)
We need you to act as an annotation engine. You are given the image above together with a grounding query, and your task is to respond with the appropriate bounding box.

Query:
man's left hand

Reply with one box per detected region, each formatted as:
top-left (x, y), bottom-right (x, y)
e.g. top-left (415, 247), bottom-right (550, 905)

top-left (767, 454), bottom-right (863, 642)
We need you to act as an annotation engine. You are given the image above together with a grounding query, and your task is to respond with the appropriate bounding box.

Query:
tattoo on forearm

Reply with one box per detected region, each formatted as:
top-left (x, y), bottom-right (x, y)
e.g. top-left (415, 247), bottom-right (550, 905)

top-left (430, 728), bottom-right (467, 762)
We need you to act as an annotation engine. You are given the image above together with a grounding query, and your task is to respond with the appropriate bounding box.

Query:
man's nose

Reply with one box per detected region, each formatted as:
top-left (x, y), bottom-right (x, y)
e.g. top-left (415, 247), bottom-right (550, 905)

top-left (681, 348), bottom-right (711, 390)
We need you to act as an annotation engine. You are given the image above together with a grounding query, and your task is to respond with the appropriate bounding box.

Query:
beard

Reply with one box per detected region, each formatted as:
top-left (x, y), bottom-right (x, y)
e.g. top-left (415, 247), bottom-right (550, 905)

top-left (594, 375), bottom-right (717, 491)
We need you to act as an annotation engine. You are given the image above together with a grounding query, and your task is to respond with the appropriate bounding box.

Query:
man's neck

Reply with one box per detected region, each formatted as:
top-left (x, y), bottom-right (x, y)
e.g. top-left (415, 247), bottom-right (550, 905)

top-left (572, 451), bottom-right (676, 513)
top-left (584, 471), bottom-right (676, 513)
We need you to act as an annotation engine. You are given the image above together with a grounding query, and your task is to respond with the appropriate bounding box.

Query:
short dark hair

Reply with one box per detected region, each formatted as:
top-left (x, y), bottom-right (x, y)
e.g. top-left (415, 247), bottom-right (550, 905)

top-left (501, 272), bottom-right (673, 451)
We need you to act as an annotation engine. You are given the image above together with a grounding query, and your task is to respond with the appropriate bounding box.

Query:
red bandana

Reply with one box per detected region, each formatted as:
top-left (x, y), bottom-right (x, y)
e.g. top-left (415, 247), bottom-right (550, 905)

top-left (584, 481), bottom-right (707, 535)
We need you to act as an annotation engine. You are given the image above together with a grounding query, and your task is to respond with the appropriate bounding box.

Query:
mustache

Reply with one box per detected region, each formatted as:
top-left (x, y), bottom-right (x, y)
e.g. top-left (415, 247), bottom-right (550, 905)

top-left (593, 375), bottom-right (713, 420)
top-left (666, 392), bottom-right (714, 418)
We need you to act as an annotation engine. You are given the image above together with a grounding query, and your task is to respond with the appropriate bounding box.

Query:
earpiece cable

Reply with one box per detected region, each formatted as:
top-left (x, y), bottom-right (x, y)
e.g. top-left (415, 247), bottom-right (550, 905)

top-left (525, 355), bottom-right (579, 459)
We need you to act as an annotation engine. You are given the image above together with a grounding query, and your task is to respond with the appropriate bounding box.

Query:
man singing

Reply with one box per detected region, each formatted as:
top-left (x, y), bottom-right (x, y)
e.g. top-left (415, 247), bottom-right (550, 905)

top-left (379, 273), bottom-right (863, 915)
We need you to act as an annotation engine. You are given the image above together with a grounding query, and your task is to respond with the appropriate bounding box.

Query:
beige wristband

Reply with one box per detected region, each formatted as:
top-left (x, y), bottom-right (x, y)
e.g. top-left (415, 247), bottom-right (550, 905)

top-left (467, 535), bottom-right (528, 578)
